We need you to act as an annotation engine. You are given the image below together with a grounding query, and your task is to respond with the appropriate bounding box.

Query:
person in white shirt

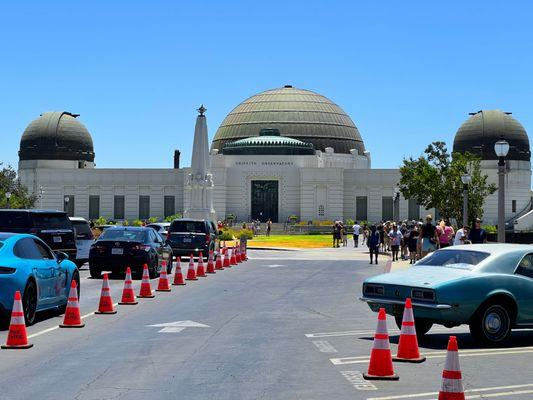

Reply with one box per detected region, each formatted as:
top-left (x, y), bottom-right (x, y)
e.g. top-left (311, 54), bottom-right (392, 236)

top-left (352, 221), bottom-right (361, 247)
top-left (453, 226), bottom-right (470, 246)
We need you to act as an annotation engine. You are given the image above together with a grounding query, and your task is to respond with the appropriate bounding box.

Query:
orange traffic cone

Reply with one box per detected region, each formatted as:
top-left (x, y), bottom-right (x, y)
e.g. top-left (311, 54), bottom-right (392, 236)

top-left (215, 252), bottom-right (224, 270)
top-left (206, 250), bottom-right (216, 273)
top-left (230, 247), bottom-right (237, 266)
top-left (60, 280), bottom-right (85, 328)
top-left (196, 252), bottom-right (207, 277)
top-left (236, 247), bottom-right (242, 263)
top-left (172, 257), bottom-right (186, 285)
top-left (393, 298), bottom-right (426, 363)
top-left (186, 255), bottom-right (198, 280)
top-left (223, 248), bottom-right (231, 268)
top-left (119, 267), bottom-right (138, 305)
top-left (1, 291), bottom-right (33, 349)
top-left (156, 261), bottom-right (171, 292)
top-left (138, 264), bottom-right (155, 298)
top-left (95, 273), bottom-right (117, 314)
top-left (438, 336), bottom-right (465, 400)
top-left (363, 308), bottom-right (398, 380)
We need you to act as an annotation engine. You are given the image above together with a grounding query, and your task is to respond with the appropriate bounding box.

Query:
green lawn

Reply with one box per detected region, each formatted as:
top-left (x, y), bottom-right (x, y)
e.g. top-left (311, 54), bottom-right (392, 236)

top-left (245, 234), bottom-right (334, 248)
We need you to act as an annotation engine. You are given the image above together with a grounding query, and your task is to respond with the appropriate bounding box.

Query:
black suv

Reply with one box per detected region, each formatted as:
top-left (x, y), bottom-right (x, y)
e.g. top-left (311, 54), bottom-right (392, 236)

top-left (0, 210), bottom-right (77, 260)
top-left (166, 219), bottom-right (217, 259)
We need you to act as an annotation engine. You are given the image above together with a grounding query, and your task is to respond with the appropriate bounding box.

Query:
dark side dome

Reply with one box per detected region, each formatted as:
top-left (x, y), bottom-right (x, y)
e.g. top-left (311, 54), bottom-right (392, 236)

top-left (453, 110), bottom-right (530, 161)
top-left (211, 85), bottom-right (365, 155)
top-left (19, 111), bottom-right (95, 162)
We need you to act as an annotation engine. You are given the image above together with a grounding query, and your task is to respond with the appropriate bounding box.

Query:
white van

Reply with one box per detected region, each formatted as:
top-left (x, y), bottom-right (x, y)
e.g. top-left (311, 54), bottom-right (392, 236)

top-left (69, 217), bottom-right (94, 268)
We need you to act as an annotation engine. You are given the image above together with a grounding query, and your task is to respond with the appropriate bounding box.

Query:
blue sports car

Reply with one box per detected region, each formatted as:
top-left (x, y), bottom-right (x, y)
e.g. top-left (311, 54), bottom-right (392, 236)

top-left (0, 232), bottom-right (80, 325)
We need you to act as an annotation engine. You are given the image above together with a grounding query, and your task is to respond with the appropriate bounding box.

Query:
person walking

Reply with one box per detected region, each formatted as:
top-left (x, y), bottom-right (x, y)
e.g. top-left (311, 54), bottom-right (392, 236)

top-left (341, 222), bottom-right (348, 247)
top-left (266, 218), bottom-right (272, 237)
top-left (352, 220), bottom-right (361, 247)
top-left (332, 221), bottom-right (341, 248)
top-left (362, 224), bottom-right (368, 245)
top-left (388, 223), bottom-right (403, 261)
top-left (420, 215), bottom-right (438, 257)
top-left (469, 218), bottom-right (487, 244)
top-left (367, 225), bottom-right (381, 264)
top-left (453, 225), bottom-right (470, 245)
top-left (438, 220), bottom-right (455, 248)
top-left (407, 224), bottom-right (419, 264)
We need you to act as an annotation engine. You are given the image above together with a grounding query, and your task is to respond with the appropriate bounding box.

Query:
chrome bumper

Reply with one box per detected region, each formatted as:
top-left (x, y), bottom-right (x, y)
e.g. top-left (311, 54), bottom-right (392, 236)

top-left (359, 296), bottom-right (452, 309)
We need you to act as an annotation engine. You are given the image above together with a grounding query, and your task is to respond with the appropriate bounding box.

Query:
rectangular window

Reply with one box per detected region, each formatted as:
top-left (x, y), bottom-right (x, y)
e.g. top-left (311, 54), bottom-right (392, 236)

top-left (164, 196), bottom-right (175, 218)
top-left (512, 200), bottom-right (517, 213)
top-left (139, 196), bottom-right (150, 220)
top-left (408, 199), bottom-right (420, 221)
top-left (382, 197), bottom-right (393, 221)
top-left (64, 195), bottom-right (75, 217)
top-left (89, 196), bottom-right (100, 220)
top-left (114, 196), bottom-right (125, 220)
top-left (356, 196), bottom-right (368, 221)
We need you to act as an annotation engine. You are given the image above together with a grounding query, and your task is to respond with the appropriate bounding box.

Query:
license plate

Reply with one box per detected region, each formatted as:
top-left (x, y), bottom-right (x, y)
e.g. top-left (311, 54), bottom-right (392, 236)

top-left (183, 238), bottom-right (192, 243)
top-left (53, 236), bottom-right (62, 243)
top-left (111, 248), bottom-right (124, 255)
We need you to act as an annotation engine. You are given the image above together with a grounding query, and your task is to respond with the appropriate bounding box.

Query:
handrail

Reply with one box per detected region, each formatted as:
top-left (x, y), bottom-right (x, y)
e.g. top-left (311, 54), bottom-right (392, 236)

top-left (507, 198), bottom-right (533, 225)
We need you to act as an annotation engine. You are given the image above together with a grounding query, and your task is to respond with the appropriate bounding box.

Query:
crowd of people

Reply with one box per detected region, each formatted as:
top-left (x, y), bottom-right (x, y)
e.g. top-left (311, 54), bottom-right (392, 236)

top-left (333, 216), bottom-right (488, 265)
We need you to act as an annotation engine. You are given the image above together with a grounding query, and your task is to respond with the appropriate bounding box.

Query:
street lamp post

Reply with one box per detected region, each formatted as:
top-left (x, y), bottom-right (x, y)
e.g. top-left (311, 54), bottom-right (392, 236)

top-left (64, 195), bottom-right (70, 216)
top-left (393, 187), bottom-right (400, 222)
top-left (5, 192), bottom-right (11, 209)
top-left (461, 174), bottom-right (471, 227)
top-left (494, 139), bottom-right (510, 243)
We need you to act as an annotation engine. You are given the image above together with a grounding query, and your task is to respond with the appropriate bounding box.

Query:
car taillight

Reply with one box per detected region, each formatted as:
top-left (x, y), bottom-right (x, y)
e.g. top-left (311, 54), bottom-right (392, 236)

top-left (166, 231), bottom-right (171, 241)
top-left (0, 266), bottom-right (16, 274)
top-left (29, 228), bottom-right (38, 235)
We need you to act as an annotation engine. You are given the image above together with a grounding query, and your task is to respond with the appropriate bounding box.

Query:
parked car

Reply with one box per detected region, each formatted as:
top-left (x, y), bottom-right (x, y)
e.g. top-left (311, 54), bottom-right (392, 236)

top-left (69, 217), bottom-right (94, 268)
top-left (89, 226), bottom-right (172, 279)
top-left (360, 244), bottom-right (533, 344)
top-left (146, 222), bottom-right (170, 235)
top-left (0, 232), bottom-right (79, 325)
top-left (0, 210), bottom-right (77, 261)
top-left (166, 219), bottom-right (217, 259)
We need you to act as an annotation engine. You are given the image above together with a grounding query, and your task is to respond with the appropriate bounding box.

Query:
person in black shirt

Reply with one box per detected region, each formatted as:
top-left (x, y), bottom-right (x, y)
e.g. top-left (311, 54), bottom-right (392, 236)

top-left (469, 218), bottom-right (487, 244)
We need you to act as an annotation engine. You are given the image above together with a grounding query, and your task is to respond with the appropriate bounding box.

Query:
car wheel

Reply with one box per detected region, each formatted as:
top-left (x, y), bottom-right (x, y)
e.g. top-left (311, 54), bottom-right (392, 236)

top-left (149, 256), bottom-right (158, 279)
top-left (167, 253), bottom-right (173, 274)
top-left (469, 303), bottom-right (512, 345)
top-left (89, 265), bottom-right (102, 279)
top-left (22, 279), bottom-right (38, 326)
top-left (395, 314), bottom-right (432, 337)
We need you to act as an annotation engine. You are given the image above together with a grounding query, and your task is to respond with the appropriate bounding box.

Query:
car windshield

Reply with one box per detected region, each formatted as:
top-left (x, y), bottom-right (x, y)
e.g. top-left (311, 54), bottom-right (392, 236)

top-left (100, 229), bottom-right (145, 242)
top-left (32, 213), bottom-right (72, 230)
top-left (417, 249), bottom-right (490, 269)
top-left (171, 221), bottom-right (205, 233)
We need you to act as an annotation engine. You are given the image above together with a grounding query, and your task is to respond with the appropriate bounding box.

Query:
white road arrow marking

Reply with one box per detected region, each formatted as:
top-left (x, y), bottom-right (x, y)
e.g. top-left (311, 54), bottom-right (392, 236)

top-left (147, 320), bottom-right (210, 333)
top-left (266, 264), bottom-right (285, 268)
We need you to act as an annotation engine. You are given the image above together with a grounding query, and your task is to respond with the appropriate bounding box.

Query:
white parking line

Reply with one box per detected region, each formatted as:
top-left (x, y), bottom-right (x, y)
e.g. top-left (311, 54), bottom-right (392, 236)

top-left (331, 346), bottom-right (533, 365)
top-left (28, 303), bottom-right (117, 339)
top-left (366, 383), bottom-right (533, 400)
top-left (306, 327), bottom-right (467, 338)
top-left (312, 340), bottom-right (338, 353)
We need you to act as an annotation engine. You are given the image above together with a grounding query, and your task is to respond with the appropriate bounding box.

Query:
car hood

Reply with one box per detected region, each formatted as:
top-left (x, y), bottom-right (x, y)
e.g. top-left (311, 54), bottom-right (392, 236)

top-left (365, 265), bottom-right (474, 288)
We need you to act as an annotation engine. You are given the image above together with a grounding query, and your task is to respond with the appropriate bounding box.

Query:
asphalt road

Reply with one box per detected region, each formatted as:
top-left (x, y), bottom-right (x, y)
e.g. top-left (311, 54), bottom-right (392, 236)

top-left (1, 247), bottom-right (533, 399)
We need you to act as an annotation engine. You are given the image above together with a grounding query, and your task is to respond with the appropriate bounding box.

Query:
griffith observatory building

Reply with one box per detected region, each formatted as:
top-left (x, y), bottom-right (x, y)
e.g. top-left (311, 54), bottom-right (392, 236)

top-left (17, 85), bottom-right (533, 228)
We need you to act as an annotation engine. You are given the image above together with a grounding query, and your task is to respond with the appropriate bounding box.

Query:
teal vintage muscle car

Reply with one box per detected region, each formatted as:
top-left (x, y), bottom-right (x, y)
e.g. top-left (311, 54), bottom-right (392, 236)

top-left (361, 244), bottom-right (533, 344)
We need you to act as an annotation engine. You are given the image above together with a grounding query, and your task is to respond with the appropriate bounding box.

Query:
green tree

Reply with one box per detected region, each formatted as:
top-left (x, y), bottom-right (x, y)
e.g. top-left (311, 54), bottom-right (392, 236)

top-left (0, 164), bottom-right (36, 209)
top-left (399, 142), bottom-right (496, 225)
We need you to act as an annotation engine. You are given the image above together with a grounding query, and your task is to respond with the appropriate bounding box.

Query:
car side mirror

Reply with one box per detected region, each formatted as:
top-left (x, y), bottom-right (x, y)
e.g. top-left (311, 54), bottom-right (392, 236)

top-left (55, 251), bottom-right (68, 263)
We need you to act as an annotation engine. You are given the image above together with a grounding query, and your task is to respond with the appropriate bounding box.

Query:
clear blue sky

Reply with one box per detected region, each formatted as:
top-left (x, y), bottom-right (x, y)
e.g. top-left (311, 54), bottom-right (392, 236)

top-left (1, 1), bottom-right (532, 170)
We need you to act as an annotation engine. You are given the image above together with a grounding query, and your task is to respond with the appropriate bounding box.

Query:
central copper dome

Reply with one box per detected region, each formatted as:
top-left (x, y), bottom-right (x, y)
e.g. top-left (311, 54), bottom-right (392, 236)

top-left (211, 85), bottom-right (365, 155)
